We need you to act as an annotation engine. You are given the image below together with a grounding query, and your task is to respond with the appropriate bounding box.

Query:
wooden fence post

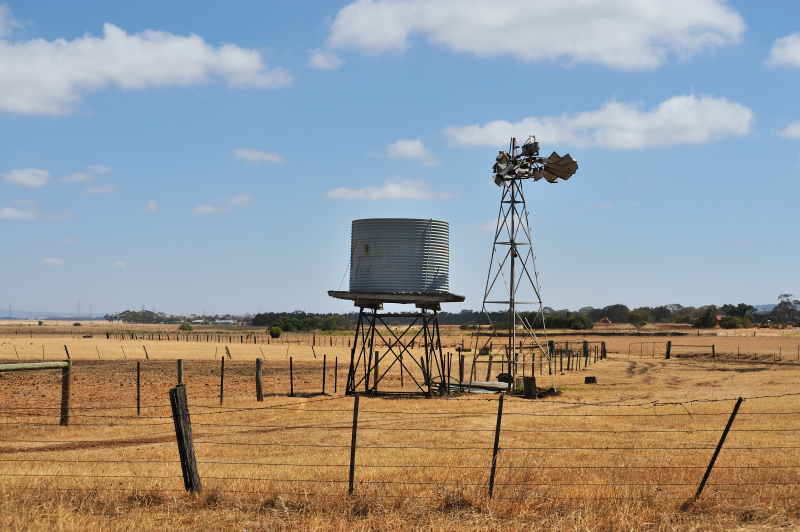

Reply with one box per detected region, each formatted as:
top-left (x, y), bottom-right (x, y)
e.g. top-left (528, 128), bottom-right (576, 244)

top-left (665, 341), bottom-right (672, 359)
top-left (348, 394), bottom-right (360, 495)
top-left (601, 341), bottom-right (606, 359)
top-left (322, 354), bottom-right (327, 395)
top-left (488, 394), bottom-right (504, 498)
top-left (255, 358), bottom-right (263, 401)
top-left (177, 359), bottom-right (184, 384)
top-left (523, 376), bottom-right (537, 399)
top-left (712, 345), bottom-right (716, 359)
top-left (219, 357), bottom-right (225, 405)
top-left (692, 397), bottom-right (743, 502)
top-left (137, 361), bottom-right (141, 415)
top-left (60, 360), bottom-right (72, 426)
top-left (169, 384), bottom-right (202, 493)
top-left (335, 357), bottom-right (338, 393)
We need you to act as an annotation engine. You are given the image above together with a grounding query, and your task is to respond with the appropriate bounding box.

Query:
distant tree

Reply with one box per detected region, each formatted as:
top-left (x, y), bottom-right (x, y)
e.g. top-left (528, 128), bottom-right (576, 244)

top-left (694, 307), bottom-right (718, 328)
top-left (38, 320), bottom-right (43, 326)
top-left (650, 306), bottom-right (672, 322)
top-left (774, 294), bottom-right (800, 323)
top-left (627, 311), bottom-right (648, 332)
top-left (179, 322), bottom-right (193, 332)
top-left (602, 304), bottom-right (630, 323)
top-left (568, 315), bottom-right (593, 330)
top-left (269, 326), bottom-right (282, 338)
top-left (720, 303), bottom-right (756, 318)
top-left (720, 316), bottom-right (751, 329)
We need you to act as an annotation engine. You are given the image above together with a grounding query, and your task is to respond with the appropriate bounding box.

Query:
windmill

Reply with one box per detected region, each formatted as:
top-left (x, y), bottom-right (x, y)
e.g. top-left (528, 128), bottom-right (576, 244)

top-left (472, 136), bottom-right (578, 391)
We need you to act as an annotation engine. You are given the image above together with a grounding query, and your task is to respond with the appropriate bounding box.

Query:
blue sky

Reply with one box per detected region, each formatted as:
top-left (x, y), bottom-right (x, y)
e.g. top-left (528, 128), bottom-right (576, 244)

top-left (1, 0), bottom-right (799, 317)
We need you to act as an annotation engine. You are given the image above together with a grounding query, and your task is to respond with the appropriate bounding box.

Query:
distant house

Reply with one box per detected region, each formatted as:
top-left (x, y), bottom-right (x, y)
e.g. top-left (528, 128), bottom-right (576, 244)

top-left (215, 320), bottom-right (236, 325)
top-left (191, 320), bottom-right (205, 324)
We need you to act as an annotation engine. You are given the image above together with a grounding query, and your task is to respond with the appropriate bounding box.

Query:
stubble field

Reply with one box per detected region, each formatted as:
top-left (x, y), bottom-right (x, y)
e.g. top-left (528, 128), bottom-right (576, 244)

top-left (1, 324), bottom-right (799, 530)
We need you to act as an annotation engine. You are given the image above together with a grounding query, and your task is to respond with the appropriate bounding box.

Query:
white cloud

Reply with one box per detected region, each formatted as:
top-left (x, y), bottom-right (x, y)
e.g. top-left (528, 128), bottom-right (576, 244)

top-left (766, 33), bottom-right (800, 69)
top-left (233, 148), bottom-right (285, 164)
top-left (0, 4), bottom-right (20, 38)
top-left (57, 237), bottom-right (76, 244)
top-left (384, 138), bottom-right (438, 165)
top-left (143, 200), bottom-right (159, 212)
top-left (84, 184), bottom-right (118, 194)
top-left (0, 18), bottom-right (292, 115)
top-left (43, 211), bottom-right (74, 219)
top-left (192, 194), bottom-right (253, 214)
top-left (2, 168), bottom-right (50, 187)
top-left (40, 257), bottom-right (64, 267)
top-left (443, 94), bottom-right (753, 150)
top-left (10, 198), bottom-right (36, 206)
top-left (307, 48), bottom-right (345, 70)
top-left (86, 164), bottom-right (112, 174)
top-left (326, 177), bottom-right (450, 200)
top-left (62, 172), bottom-right (93, 183)
top-left (777, 121), bottom-right (800, 140)
top-left (112, 261), bottom-right (128, 269)
top-left (322, 0), bottom-right (744, 70)
top-left (0, 206), bottom-right (37, 220)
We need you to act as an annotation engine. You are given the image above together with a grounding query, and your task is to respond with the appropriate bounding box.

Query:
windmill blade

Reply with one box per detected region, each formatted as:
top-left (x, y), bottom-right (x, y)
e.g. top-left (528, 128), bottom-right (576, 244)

top-left (532, 170), bottom-right (545, 181)
top-left (542, 152), bottom-right (578, 180)
top-left (539, 169), bottom-right (559, 183)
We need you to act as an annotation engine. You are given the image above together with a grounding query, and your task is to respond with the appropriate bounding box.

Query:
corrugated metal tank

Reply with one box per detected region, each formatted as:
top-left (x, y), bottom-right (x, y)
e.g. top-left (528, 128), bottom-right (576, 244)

top-left (349, 218), bottom-right (450, 293)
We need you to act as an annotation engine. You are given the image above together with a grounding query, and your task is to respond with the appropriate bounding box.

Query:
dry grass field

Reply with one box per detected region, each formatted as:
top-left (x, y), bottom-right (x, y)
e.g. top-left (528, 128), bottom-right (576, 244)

top-left (1, 323), bottom-right (800, 530)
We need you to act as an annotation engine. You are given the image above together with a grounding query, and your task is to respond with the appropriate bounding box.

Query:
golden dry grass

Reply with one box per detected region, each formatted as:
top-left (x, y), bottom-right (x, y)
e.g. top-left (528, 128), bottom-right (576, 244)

top-left (1, 325), bottom-right (800, 530)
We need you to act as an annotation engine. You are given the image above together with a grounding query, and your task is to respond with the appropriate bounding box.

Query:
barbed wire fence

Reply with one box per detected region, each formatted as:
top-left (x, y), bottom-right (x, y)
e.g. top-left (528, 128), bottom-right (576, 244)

top-left (1, 365), bottom-right (799, 510)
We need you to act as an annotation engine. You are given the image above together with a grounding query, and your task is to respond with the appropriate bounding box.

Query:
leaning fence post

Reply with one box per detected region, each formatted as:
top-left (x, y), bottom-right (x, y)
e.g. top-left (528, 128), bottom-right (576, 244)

top-left (63, 345), bottom-right (70, 360)
top-left (693, 397), bottom-right (743, 502)
top-left (169, 384), bottom-right (202, 493)
top-left (348, 394), bottom-right (360, 495)
top-left (60, 359), bottom-right (72, 426)
top-left (255, 358), bottom-right (263, 401)
top-left (488, 394), bottom-right (504, 498)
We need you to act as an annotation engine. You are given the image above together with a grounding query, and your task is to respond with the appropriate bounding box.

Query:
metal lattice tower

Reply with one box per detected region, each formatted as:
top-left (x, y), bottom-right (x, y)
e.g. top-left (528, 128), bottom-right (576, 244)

top-left (473, 137), bottom-right (578, 390)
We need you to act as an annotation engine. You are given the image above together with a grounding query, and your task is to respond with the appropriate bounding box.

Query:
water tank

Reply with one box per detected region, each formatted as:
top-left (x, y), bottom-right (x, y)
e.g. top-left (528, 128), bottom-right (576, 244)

top-left (349, 218), bottom-right (450, 293)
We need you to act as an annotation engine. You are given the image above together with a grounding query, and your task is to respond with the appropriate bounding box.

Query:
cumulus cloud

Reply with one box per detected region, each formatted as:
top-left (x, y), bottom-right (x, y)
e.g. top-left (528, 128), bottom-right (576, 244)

top-left (0, 206), bottom-right (37, 220)
top-left (326, 177), bottom-right (451, 200)
top-left (443, 94), bottom-right (753, 150)
top-left (0, 4), bottom-right (19, 38)
top-left (0, 205), bottom-right (73, 220)
top-left (40, 257), bottom-right (64, 267)
top-left (143, 200), bottom-right (159, 212)
top-left (10, 198), bottom-right (36, 205)
top-left (233, 149), bottom-right (285, 164)
top-left (112, 261), bottom-right (128, 269)
top-left (383, 138), bottom-right (438, 165)
top-left (777, 121), bottom-right (800, 139)
top-left (192, 194), bottom-right (252, 214)
top-left (307, 48), bottom-right (345, 70)
top-left (0, 17), bottom-right (292, 115)
top-left (84, 184), bottom-right (118, 194)
top-left (62, 172), bottom-right (93, 183)
top-left (2, 168), bottom-right (50, 187)
top-left (766, 33), bottom-right (800, 69)
top-left (86, 164), bottom-right (112, 174)
top-left (321, 0), bottom-right (744, 70)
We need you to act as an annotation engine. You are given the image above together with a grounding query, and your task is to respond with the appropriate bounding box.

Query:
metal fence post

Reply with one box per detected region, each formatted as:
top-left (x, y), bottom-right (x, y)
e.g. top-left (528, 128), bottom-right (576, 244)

top-left (693, 397), bottom-right (743, 501)
top-left (488, 394), bottom-right (504, 498)
top-left (348, 394), bottom-right (360, 495)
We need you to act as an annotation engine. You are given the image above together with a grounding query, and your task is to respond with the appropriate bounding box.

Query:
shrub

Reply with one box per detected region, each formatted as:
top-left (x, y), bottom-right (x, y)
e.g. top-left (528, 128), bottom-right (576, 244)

top-left (269, 326), bottom-right (282, 338)
top-left (694, 308), bottom-right (718, 328)
top-left (179, 322), bottom-right (193, 332)
top-left (38, 321), bottom-right (43, 326)
top-left (568, 315), bottom-right (593, 330)
top-left (73, 322), bottom-right (81, 327)
top-left (719, 316), bottom-right (752, 329)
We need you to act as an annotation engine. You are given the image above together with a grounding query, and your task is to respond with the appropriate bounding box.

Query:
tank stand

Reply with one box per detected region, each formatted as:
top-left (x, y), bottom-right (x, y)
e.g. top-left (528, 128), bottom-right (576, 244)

top-left (345, 306), bottom-right (444, 396)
